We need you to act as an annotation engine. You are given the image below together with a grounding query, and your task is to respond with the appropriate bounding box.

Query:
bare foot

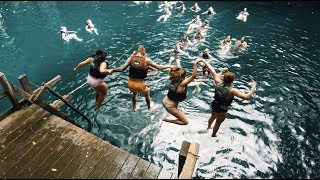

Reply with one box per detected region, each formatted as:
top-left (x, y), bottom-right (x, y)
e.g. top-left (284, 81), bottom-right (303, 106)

top-left (133, 107), bottom-right (137, 112)
top-left (211, 134), bottom-right (217, 137)
top-left (148, 101), bottom-right (154, 111)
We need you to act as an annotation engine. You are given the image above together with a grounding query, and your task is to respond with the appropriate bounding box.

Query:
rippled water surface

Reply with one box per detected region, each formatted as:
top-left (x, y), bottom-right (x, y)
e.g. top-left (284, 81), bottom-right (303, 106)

top-left (0, 1), bottom-right (320, 178)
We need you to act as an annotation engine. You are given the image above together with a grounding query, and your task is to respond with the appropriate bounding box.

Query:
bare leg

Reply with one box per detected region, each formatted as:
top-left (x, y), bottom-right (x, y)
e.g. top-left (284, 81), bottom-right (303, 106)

top-left (143, 89), bottom-right (151, 110)
top-left (207, 113), bottom-right (216, 129)
top-left (211, 112), bottom-right (227, 137)
top-left (162, 106), bottom-right (188, 125)
top-left (132, 92), bottom-right (138, 112)
top-left (94, 82), bottom-right (108, 111)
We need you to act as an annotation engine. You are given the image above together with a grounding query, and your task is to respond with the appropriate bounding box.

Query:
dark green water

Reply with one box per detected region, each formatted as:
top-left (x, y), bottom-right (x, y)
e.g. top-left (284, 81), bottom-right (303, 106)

top-left (0, 1), bottom-right (320, 178)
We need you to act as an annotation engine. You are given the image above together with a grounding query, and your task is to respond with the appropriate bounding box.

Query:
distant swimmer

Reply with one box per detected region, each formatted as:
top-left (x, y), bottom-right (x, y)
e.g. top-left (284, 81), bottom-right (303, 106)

top-left (180, 34), bottom-right (192, 48)
top-left (176, 3), bottom-right (186, 13)
top-left (113, 45), bottom-right (174, 112)
top-left (220, 35), bottom-right (232, 52)
top-left (193, 28), bottom-right (206, 44)
top-left (161, 59), bottom-right (203, 125)
top-left (236, 8), bottom-right (249, 22)
top-left (158, 1), bottom-right (173, 10)
top-left (60, 26), bottom-right (83, 42)
top-left (186, 15), bottom-right (202, 34)
top-left (201, 60), bottom-right (257, 137)
top-left (190, 2), bottom-right (201, 12)
top-left (201, 7), bottom-right (216, 15)
top-left (200, 20), bottom-right (209, 35)
top-left (85, 19), bottom-right (99, 35)
top-left (236, 36), bottom-right (247, 49)
top-left (157, 7), bottom-right (172, 22)
top-left (159, 42), bottom-right (193, 68)
top-left (199, 48), bottom-right (213, 79)
top-left (73, 49), bottom-right (113, 110)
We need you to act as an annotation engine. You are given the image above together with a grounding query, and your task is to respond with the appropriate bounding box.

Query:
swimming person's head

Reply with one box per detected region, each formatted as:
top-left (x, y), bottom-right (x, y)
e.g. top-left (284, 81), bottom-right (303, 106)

top-left (137, 45), bottom-right (146, 56)
top-left (169, 67), bottom-right (186, 83)
top-left (241, 36), bottom-right (246, 42)
top-left (223, 72), bottom-right (235, 85)
top-left (204, 48), bottom-right (210, 54)
top-left (244, 8), bottom-right (247, 12)
top-left (196, 15), bottom-right (200, 20)
top-left (60, 26), bottom-right (67, 33)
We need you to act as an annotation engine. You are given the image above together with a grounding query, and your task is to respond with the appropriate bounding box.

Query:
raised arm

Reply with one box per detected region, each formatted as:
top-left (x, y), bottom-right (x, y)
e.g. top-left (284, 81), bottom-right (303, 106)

top-left (113, 56), bottom-right (131, 72)
top-left (230, 80), bottom-right (256, 100)
top-left (201, 11), bottom-right (208, 15)
top-left (200, 59), bottom-right (222, 84)
top-left (180, 59), bottom-right (201, 86)
top-left (74, 57), bottom-right (93, 71)
top-left (147, 58), bottom-right (174, 70)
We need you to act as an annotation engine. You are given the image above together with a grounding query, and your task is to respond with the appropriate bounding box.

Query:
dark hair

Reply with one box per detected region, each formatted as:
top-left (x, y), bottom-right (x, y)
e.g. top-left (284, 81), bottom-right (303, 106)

top-left (169, 67), bottom-right (186, 84)
top-left (94, 49), bottom-right (107, 63)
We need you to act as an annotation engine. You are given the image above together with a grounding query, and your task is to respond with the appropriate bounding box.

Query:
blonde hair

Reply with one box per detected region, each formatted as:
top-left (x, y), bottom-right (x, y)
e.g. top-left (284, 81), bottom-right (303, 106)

top-left (137, 45), bottom-right (146, 56)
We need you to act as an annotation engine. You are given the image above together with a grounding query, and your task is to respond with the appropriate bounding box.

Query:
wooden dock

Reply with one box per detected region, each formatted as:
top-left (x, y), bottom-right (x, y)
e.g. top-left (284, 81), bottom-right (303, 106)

top-left (0, 72), bottom-right (200, 179)
top-left (0, 104), bottom-right (173, 179)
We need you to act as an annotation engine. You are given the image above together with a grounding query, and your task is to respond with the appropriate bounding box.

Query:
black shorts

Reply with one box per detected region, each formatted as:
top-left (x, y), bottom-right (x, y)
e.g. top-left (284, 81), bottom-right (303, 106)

top-left (211, 100), bottom-right (228, 113)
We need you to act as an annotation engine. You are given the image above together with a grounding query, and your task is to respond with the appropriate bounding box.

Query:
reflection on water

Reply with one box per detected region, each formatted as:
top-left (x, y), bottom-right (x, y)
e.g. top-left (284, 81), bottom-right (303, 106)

top-left (0, 1), bottom-right (320, 178)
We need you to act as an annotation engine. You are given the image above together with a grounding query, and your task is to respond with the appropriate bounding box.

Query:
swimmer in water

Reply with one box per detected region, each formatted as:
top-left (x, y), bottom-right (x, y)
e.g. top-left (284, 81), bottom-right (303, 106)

top-left (60, 26), bottom-right (83, 42)
top-left (180, 34), bottom-right (192, 49)
top-left (193, 28), bottom-right (206, 45)
top-left (159, 42), bottom-right (193, 68)
top-left (220, 35), bottom-right (232, 52)
top-left (157, 7), bottom-right (172, 22)
top-left (237, 8), bottom-right (249, 22)
top-left (176, 3), bottom-right (186, 13)
top-left (186, 15), bottom-right (202, 34)
top-left (85, 19), bottom-right (99, 35)
top-left (236, 36), bottom-right (247, 49)
top-left (190, 2), bottom-right (201, 12)
top-left (202, 7), bottom-right (216, 15)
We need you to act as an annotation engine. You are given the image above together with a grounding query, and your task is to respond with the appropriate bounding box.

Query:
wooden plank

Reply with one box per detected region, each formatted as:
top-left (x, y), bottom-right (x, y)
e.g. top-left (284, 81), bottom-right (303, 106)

top-left (143, 163), bottom-right (161, 179)
top-left (115, 154), bottom-right (140, 179)
top-left (32, 75), bottom-right (61, 95)
top-left (158, 168), bottom-right (173, 179)
top-left (30, 125), bottom-right (86, 178)
top-left (129, 158), bottom-right (151, 179)
top-left (0, 72), bottom-right (19, 109)
top-left (86, 144), bottom-right (120, 179)
top-left (178, 142), bottom-right (200, 179)
top-left (72, 141), bottom-right (111, 179)
top-left (15, 120), bottom-right (82, 178)
top-left (57, 137), bottom-right (102, 179)
top-left (0, 115), bottom-right (69, 178)
top-left (18, 74), bottom-right (33, 94)
top-left (0, 112), bottom-right (53, 170)
top-left (178, 141), bottom-right (191, 177)
top-left (3, 117), bottom-right (70, 178)
top-left (100, 148), bottom-right (130, 179)
top-left (42, 131), bottom-right (97, 179)
top-left (0, 105), bottom-right (39, 138)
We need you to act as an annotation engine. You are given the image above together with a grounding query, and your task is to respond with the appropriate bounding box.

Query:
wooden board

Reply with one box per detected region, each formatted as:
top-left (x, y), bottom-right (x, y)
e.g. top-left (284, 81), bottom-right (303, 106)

top-left (115, 154), bottom-right (140, 179)
top-left (100, 148), bottom-right (130, 179)
top-left (129, 158), bottom-right (151, 179)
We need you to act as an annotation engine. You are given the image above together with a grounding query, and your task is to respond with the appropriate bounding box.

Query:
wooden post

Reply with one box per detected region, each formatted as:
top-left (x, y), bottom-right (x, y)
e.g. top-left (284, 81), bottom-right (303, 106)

top-left (18, 74), bottom-right (33, 94)
top-left (0, 72), bottom-right (20, 110)
top-left (178, 141), bottom-right (200, 179)
top-left (178, 141), bottom-right (191, 177)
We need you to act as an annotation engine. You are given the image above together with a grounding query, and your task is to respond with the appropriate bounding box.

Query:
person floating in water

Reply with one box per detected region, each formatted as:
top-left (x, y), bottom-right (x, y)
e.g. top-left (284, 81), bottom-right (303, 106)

top-left (199, 48), bottom-right (213, 79)
top-left (161, 59), bottom-right (203, 125)
top-left (60, 26), bottom-right (83, 42)
top-left (202, 7), bottom-right (216, 15)
top-left (200, 60), bottom-right (257, 137)
top-left (73, 49), bottom-right (113, 110)
top-left (236, 36), bottom-right (247, 49)
top-left (186, 15), bottom-right (202, 34)
top-left (193, 28), bottom-right (206, 45)
top-left (236, 8), bottom-right (249, 22)
top-left (220, 35), bottom-right (232, 52)
top-left (85, 19), bottom-right (99, 35)
top-left (180, 34), bottom-right (192, 49)
top-left (176, 3), bottom-right (186, 13)
top-left (157, 7), bottom-right (172, 22)
top-left (113, 45), bottom-right (174, 112)
top-left (190, 2), bottom-right (201, 12)
top-left (159, 42), bottom-right (193, 68)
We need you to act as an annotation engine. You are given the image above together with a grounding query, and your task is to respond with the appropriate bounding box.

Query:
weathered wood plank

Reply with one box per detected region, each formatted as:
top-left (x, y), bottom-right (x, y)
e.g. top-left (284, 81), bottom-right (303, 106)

top-left (86, 144), bottom-right (120, 179)
top-left (3, 117), bottom-right (70, 178)
top-left (143, 163), bottom-right (161, 179)
top-left (0, 105), bottom-right (39, 139)
top-left (0, 72), bottom-right (20, 109)
top-left (115, 154), bottom-right (140, 179)
top-left (30, 125), bottom-right (86, 178)
top-left (158, 168), bottom-right (173, 179)
top-left (57, 137), bottom-right (102, 179)
top-left (129, 158), bottom-right (151, 179)
top-left (72, 141), bottom-right (111, 179)
top-left (100, 148), bottom-right (130, 179)
top-left (42, 131), bottom-right (97, 179)
top-left (0, 108), bottom-right (46, 148)
top-left (0, 115), bottom-right (69, 178)
top-left (16, 119), bottom-right (82, 178)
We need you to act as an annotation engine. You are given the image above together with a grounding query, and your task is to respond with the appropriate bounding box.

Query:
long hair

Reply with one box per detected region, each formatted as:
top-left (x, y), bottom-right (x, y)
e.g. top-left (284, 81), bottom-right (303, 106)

top-left (94, 49), bottom-right (107, 63)
top-left (169, 67), bottom-right (186, 84)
